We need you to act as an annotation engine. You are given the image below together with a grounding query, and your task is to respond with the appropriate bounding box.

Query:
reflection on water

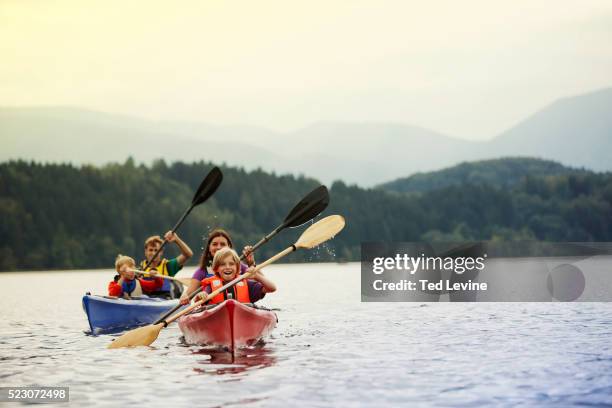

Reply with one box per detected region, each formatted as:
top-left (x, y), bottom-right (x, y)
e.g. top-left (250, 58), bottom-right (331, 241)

top-left (189, 344), bottom-right (277, 376)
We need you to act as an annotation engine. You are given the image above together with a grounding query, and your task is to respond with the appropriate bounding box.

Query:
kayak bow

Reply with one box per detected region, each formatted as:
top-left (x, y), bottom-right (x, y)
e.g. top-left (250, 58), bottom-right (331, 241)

top-left (178, 299), bottom-right (277, 351)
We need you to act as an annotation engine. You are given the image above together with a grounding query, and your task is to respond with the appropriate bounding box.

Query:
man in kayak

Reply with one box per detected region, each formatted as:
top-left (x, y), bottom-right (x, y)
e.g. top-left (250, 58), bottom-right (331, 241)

top-left (179, 228), bottom-right (255, 304)
top-left (198, 247), bottom-right (275, 304)
top-left (140, 231), bottom-right (193, 298)
top-left (108, 255), bottom-right (164, 299)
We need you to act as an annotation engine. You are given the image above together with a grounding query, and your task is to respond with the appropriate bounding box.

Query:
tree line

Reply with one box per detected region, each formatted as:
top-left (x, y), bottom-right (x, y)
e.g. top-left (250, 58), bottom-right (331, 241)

top-left (1, 158), bottom-right (611, 271)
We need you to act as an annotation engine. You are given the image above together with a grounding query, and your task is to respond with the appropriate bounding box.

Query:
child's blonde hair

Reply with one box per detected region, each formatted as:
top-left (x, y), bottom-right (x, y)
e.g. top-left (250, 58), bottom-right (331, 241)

top-left (211, 247), bottom-right (240, 275)
top-left (115, 254), bottom-right (136, 273)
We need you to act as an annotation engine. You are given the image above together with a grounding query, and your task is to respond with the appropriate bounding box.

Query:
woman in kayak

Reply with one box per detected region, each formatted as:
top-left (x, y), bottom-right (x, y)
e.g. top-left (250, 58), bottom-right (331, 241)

top-left (179, 228), bottom-right (255, 304)
top-left (198, 247), bottom-right (276, 304)
top-left (108, 255), bottom-right (164, 299)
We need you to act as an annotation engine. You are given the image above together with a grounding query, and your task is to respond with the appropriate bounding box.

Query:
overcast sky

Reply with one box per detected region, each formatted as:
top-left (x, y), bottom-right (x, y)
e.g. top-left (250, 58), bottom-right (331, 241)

top-left (1, 0), bottom-right (611, 140)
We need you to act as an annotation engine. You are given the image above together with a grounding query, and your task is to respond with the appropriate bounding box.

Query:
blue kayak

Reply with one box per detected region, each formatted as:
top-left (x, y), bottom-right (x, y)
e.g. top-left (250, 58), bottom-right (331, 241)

top-left (82, 295), bottom-right (180, 334)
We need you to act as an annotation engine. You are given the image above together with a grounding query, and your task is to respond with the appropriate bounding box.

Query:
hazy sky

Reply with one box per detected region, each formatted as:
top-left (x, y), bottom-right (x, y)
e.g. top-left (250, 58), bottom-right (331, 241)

top-left (1, 0), bottom-right (611, 139)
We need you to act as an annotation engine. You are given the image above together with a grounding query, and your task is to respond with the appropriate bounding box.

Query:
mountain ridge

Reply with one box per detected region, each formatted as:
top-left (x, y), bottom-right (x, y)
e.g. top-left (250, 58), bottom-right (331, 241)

top-left (2, 87), bottom-right (611, 185)
top-left (378, 157), bottom-right (595, 194)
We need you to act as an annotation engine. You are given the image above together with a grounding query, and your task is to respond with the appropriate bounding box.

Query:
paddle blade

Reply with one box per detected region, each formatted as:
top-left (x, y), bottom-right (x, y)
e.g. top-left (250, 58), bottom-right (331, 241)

top-left (283, 185), bottom-right (330, 228)
top-left (295, 215), bottom-right (345, 249)
top-left (107, 323), bottom-right (164, 349)
top-left (192, 166), bottom-right (223, 206)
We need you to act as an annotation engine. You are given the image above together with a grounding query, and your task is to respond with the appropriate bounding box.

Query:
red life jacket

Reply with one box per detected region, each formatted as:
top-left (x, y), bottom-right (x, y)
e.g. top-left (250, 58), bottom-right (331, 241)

top-left (201, 276), bottom-right (251, 304)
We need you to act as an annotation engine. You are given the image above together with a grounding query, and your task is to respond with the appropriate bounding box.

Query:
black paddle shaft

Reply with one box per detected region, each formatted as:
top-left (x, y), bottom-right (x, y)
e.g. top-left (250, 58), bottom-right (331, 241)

top-left (140, 205), bottom-right (195, 271)
top-left (140, 167), bottom-right (223, 272)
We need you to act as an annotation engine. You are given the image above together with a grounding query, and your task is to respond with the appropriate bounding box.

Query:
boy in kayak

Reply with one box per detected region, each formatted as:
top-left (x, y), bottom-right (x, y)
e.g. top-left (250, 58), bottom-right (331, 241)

top-left (198, 247), bottom-right (275, 304)
top-left (179, 228), bottom-right (255, 304)
top-left (108, 255), bottom-right (164, 299)
top-left (140, 231), bottom-right (193, 297)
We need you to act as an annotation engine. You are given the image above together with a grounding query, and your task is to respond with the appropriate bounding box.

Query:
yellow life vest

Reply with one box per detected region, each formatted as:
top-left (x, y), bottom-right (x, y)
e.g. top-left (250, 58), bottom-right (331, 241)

top-left (140, 258), bottom-right (169, 276)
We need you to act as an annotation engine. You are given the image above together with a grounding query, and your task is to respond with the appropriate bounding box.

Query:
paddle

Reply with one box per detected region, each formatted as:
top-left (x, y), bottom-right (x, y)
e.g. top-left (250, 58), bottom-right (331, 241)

top-left (134, 270), bottom-right (193, 286)
top-left (108, 214), bottom-right (346, 349)
top-left (248, 185), bottom-right (330, 253)
top-left (153, 185), bottom-right (330, 324)
top-left (139, 166), bottom-right (223, 273)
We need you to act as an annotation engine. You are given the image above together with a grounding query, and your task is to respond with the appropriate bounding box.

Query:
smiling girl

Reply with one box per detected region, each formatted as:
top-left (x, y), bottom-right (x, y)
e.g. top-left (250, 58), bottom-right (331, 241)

top-left (199, 247), bottom-right (276, 304)
top-left (179, 228), bottom-right (255, 304)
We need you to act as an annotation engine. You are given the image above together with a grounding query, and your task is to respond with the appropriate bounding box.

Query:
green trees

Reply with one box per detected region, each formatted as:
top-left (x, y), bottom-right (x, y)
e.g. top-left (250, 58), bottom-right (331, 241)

top-left (1, 158), bottom-right (611, 271)
top-left (380, 157), bottom-right (589, 193)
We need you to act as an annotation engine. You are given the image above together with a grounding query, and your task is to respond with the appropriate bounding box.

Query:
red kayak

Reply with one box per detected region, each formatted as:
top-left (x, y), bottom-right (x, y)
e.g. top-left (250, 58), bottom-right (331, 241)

top-left (178, 299), bottom-right (277, 351)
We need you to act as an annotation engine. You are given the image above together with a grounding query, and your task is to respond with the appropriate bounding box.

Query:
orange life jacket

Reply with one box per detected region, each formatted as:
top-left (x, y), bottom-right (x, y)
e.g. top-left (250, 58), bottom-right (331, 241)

top-left (201, 276), bottom-right (251, 304)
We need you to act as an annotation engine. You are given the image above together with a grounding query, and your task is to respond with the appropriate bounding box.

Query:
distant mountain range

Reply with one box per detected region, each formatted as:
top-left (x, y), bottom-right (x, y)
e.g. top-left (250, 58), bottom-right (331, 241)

top-left (1, 87), bottom-right (611, 186)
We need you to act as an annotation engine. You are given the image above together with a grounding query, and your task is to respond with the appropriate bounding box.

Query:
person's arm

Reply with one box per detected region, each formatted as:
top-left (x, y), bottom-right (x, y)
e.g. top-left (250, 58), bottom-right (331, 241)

top-left (246, 268), bottom-right (276, 293)
top-left (138, 277), bottom-right (163, 293)
top-left (179, 278), bottom-right (201, 305)
top-left (108, 281), bottom-right (123, 297)
top-left (246, 280), bottom-right (263, 302)
top-left (164, 231), bottom-right (193, 266)
top-left (179, 266), bottom-right (209, 303)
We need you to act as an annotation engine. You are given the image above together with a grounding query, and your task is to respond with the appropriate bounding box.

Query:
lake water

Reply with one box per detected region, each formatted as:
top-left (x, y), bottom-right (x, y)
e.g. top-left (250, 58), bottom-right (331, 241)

top-left (1, 263), bottom-right (612, 407)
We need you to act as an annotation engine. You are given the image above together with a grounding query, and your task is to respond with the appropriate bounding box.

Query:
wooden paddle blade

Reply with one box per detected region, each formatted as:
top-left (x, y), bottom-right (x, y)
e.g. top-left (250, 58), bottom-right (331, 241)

top-left (295, 215), bottom-right (345, 249)
top-left (107, 323), bottom-right (164, 349)
top-left (192, 166), bottom-right (223, 206)
top-left (283, 185), bottom-right (330, 228)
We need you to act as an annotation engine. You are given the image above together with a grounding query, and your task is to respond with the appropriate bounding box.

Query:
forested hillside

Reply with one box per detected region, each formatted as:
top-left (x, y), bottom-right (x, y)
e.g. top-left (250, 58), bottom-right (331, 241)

top-left (379, 158), bottom-right (589, 193)
top-left (1, 158), bottom-right (611, 271)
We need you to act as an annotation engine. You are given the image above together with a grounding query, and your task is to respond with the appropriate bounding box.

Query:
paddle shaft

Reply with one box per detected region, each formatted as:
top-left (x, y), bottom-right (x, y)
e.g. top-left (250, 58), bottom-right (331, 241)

top-left (139, 167), bottom-right (223, 271)
top-left (135, 270), bottom-right (185, 283)
top-left (249, 224), bottom-right (285, 254)
top-left (141, 205), bottom-right (194, 271)
top-left (163, 245), bottom-right (295, 326)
